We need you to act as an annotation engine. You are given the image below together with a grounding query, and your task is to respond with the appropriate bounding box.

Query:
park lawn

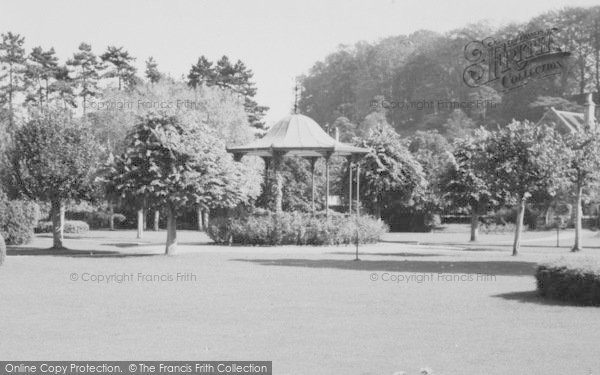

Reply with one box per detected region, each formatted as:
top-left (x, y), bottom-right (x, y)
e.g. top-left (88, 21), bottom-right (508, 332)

top-left (1, 228), bottom-right (599, 375)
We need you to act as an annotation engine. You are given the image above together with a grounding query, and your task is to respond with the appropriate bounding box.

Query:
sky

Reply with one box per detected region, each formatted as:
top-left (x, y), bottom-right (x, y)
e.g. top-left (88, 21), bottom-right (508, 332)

top-left (1, 0), bottom-right (598, 126)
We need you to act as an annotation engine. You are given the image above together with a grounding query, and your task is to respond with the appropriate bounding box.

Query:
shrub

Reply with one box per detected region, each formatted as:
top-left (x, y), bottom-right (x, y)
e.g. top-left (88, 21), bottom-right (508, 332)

top-left (536, 257), bottom-right (600, 306)
top-left (480, 222), bottom-right (516, 234)
top-left (36, 220), bottom-right (90, 234)
top-left (207, 211), bottom-right (388, 246)
top-left (0, 198), bottom-right (40, 245)
top-left (79, 211), bottom-right (126, 229)
top-left (0, 233), bottom-right (5, 266)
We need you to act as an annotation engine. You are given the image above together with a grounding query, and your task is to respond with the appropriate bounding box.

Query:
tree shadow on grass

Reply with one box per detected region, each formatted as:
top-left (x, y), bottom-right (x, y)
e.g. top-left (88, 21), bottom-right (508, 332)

top-left (101, 242), bottom-right (152, 248)
top-left (100, 240), bottom-right (214, 248)
top-left (327, 251), bottom-right (446, 257)
top-left (37, 234), bottom-right (109, 240)
top-left (232, 258), bottom-right (537, 276)
top-left (493, 290), bottom-right (600, 307)
top-left (382, 238), bottom-right (600, 250)
top-left (7, 246), bottom-right (161, 258)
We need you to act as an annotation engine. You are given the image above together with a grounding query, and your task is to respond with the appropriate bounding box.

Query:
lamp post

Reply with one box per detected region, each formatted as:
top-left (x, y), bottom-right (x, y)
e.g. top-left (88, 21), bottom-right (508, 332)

top-left (354, 159), bottom-right (361, 261)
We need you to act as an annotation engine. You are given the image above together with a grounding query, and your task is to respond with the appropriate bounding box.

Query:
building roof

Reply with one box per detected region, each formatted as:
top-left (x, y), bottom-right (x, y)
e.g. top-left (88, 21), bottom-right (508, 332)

top-left (227, 114), bottom-right (369, 158)
top-left (536, 107), bottom-right (585, 133)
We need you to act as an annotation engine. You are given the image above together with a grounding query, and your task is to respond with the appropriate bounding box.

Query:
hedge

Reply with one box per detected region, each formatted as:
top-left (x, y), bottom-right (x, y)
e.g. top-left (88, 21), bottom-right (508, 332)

top-left (0, 198), bottom-right (40, 245)
top-left (208, 211), bottom-right (388, 246)
top-left (36, 220), bottom-right (90, 234)
top-left (536, 257), bottom-right (600, 306)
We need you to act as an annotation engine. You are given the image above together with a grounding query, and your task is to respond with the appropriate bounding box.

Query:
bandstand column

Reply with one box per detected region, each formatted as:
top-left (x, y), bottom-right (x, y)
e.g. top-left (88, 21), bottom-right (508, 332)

top-left (325, 152), bottom-right (332, 217)
top-left (309, 157), bottom-right (318, 215)
top-left (356, 161), bottom-right (360, 217)
top-left (348, 156), bottom-right (353, 215)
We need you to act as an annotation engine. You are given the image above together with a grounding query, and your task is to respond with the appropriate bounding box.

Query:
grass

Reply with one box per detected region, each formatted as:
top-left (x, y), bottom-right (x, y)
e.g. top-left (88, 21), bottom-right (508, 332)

top-left (1, 226), bottom-right (600, 375)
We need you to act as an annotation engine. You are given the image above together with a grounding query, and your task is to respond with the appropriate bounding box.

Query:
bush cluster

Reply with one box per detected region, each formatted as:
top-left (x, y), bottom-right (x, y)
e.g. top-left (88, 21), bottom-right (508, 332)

top-left (0, 197), bottom-right (40, 245)
top-left (76, 211), bottom-right (126, 229)
top-left (207, 211), bottom-right (388, 246)
top-left (536, 257), bottom-right (600, 306)
top-left (36, 220), bottom-right (90, 234)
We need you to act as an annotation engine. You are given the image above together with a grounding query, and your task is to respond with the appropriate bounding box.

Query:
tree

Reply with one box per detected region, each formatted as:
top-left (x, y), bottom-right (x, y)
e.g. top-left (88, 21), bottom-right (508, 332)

top-left (24, 46), bottom-right (59, 107)
top-left (442, 129), bottom-right (497, 242)
top-left (188, 55), bottom-right (269, 130)
top-left (0, 232), bottom-right (5, 266)
top-left (408, 130), bottom-right (454, 219)
top-left (332, 116), bottom-right (357, 142)
top-left (349, 123), bottom-right (426, 220)
top-left (563, 129), bottom-right (600, 251)
top-left (51, 65), bottom-right (77, 109)
top-left (145, 57), bottom-right (162, 84)
top-left (101, 46), bottom-right (137, 90)
top-left (0, 32), bottom-right (27, 130)
top-left (443, 109), bottom-right (476, 140)
top-left (486, 121), bottom-right (568, 255)
top-left (67, 43), bottom-right (104, 113)
top-left (106, 112), bottom-right (259, 254)
top-left (187, 56), bottom-right (215, 88)
top-left (8, 109), bottom-right (101, 249)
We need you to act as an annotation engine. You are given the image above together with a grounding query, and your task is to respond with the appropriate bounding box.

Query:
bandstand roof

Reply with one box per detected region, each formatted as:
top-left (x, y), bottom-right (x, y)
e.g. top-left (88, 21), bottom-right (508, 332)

top-left (226, 114), bottom-right (369, 158)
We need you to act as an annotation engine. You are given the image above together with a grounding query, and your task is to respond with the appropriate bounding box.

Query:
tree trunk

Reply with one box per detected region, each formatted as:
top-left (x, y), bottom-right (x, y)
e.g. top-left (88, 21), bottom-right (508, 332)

top-left (165, 205), bottom-right (177, 255)
top-left (153, 210), bottom-right (159, 231)
top-left (197, 206), bottom-right (203, 231)
top-left (470, 212), bottom-right (479, 242)
top-left (0, 233), bottom-right (6, 266)
top-left (572, 184), bottom-right (583, 252)
top-left (109, 203), bottom-right (115, 231)
top-left (137, 208), bottom-right (144, 239)
top-left (544, 205), bottom-right (552, 227)
top-left (512, 196), bottom-right (527, 256)
top-left (202, 209), bottom-right (209, 231)
top-left (51, 199), bottom-right (64, 249)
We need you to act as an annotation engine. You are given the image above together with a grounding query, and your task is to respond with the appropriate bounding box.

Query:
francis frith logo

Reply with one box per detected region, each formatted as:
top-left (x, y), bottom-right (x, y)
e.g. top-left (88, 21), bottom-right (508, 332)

top-left (463, 28), bottom-right (571, 91)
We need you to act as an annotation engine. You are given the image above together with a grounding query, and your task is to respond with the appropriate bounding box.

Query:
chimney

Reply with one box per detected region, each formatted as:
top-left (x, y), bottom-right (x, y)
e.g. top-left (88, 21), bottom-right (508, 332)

top-left (584, 92), bottom-right (596, 130)
top-left (335, 127), bottom-right (339, 141)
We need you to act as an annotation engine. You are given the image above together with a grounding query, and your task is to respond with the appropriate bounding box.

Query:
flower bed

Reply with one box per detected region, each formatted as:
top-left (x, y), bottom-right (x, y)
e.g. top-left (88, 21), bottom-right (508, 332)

top-left (208, 211), bottom-right (388, 246)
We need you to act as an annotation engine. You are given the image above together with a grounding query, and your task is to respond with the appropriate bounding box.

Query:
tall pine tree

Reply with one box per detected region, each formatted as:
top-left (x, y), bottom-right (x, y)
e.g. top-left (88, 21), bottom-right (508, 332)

top-left (24, 46), bottom-right (59, 107)
top-left (101, 46), bottom-right (137, 90)
top-left (67, 43), bottom-right (104, 113)
top-left (187, 55), bottom-right (268, 130)
top-left (144, 57), bottom-right (162, 84)
top-left (0, 32), bottom-right (27, 130)
top-left (187, 56), bottom-right (215, 88)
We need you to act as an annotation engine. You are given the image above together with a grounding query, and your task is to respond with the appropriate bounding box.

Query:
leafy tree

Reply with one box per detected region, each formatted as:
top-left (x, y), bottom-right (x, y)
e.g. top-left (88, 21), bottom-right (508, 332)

top-left (24, 46), bottom-right (59, 107)
top-left (67, 43), bottom-right (104, 113)
top-left (408, 130), bottom-right (454, 215)
top-left (349, 124), bottom-right (426, 220)
top-left (486, 121), bottom-right (568, 255)
top-left (101, 46), bottom-right (137, 90)
top-left (8, 109), bottom-right (101, 249)
top-left (443, 109), bottom-right (476, 140)
top-left (0, 32), bottom-right (27, 130)
top-left (442, 129), bottom-right (497, 242)
top-left (106, 112), bottom-right (259, 254)
top-left (332, 116), bottom-right (358, 142)
top-left (563, 129), bottom-right (600, 251)
top-left (145, 57), bottom-right (162, 84)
